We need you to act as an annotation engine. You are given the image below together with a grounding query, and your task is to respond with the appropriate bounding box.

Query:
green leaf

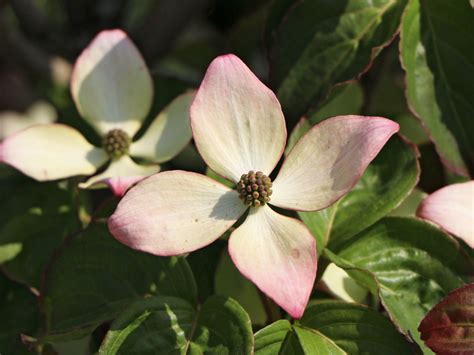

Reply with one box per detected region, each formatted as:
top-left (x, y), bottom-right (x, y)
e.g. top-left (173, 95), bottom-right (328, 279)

top-left (41, 222), bottom-right (197, 338)
top-left (300, 204), bottom-right (337, 257)
top-left (0, 178), bottom-right (77, 290)
top-left (285, 82), bottom-right (364, 155)
top-left (400, 0), bottom-right (474, 176)
top-left (285, 118), bottom-right (312, 155)
top-left (323, 249), bottom-right (380, 296)
top-left (0, 274), bottom-right (40, 355)
top-left (214, 249), bottom-right (267, 325)
top-left (419, 283), bottom-right (474, 354)
top-left (327, 217), bottom-right (472, 353)
top-left (0, 210), bottom-right (75, 289)
top-left (99, 295), bottom-right (254, 354)
top-left (389, 188), bottom-right (426, 217)
top-left (268, 0), bottom-right (407, 123)
top-left (255, 300), bottom-right (413, 354)
top-left (278, 329), bottom-right (305, 355)
top-left (255, 320), bottom-right (292, 355)
top-left (300, 301), bottom-right (414, 354)
top-left (361, 47), bottom-right (411, 118)
top-left (308, 83), bottom-right (364, 124)
top-left (291, 326), bottom-right (346, 355)
top-left (49, 336), bottom-right (91, 355)
top-left (189, 296), bottom-right (253, 354)
top-left (294, 326), bottom-right (347, 355)
top-left (396, 114), bottom-right (429, 146)
top-left (299, 135), bottom-right (419, 253)
top-left (0, 179), bottom-right (72, 229)
top-left (187, 239), bottom-right (226, 301)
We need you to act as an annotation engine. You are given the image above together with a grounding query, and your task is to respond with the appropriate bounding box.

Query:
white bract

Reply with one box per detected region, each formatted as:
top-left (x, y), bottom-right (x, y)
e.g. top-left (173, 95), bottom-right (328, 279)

top-left (0, 101), bottom-right (57, 140)
top-left (320, 263), bottom-right (368, 303)
top-left (0, 29), bottom-right (194, 196)
top-left (109, 54), bottom-right (399, 318)
top-left (417, 181), bottom-right (474, 248)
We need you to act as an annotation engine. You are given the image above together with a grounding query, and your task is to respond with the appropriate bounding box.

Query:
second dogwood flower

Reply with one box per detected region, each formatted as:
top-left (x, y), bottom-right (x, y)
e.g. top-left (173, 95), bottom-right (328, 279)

top-left (0, 30), bottom-right (193, 196)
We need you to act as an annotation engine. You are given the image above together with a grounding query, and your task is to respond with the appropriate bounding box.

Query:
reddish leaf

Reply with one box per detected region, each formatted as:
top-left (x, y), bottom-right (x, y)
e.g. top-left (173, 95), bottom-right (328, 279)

top-left (419, 284), bottom-right (474, 355)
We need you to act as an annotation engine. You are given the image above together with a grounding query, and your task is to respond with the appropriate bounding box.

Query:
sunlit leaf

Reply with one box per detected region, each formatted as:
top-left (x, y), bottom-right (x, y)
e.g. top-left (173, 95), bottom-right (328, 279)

top-left (300, 301), bottom-right (414, 354)
top-left (400, 0), bottom-right (474, 176)
top-left (255, 300), bottom-right (414, 354)
top-left (268, 0), bottom-right (407, 123)
top-left (326, 217), bottom-right (472, 353)
top-left (255, 320), bottom-right (292, 355)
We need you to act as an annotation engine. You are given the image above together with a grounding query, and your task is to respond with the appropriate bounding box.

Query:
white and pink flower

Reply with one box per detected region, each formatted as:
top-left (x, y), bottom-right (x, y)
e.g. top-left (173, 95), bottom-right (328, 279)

top-left (108, 54), bottom-right (399, 318)
top-left (0, 29), bottom-right (194, 196)
top-left (417, 181), bottom-right (474, 248)
top-left (0, 101), bottom-right (57, 140)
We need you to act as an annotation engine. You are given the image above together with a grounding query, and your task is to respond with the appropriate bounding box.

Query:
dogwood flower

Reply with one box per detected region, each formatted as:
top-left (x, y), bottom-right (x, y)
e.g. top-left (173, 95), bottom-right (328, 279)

top-left (108, 54), bottom-right (399, 318)
top-left (417, 181), bottom-right (474, 248)
top-left (0, 29), bottom-right (193, 196)
top-left (0, 101), bottom-right (57, 140)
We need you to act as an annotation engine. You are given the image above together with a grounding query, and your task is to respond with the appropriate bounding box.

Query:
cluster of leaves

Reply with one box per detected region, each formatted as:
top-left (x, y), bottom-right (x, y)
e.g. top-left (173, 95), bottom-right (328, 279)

top-left (0, 0), bottom-right (472, 354)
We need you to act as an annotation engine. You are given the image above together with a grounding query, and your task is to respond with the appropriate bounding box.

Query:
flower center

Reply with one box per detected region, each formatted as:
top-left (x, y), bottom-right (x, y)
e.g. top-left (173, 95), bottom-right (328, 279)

top-left (237, 170), bottom-right (272, 207)
top-left (102, 129), bottom-right (130, 160)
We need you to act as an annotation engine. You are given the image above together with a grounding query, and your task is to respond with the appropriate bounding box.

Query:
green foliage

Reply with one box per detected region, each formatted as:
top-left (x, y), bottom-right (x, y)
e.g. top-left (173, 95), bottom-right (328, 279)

top-left (268, 0), bottom-right (407, 124)
top-left (254, 320), bottom-right (292, 354)
top-left (0, 210), bottom-right (75, 288)
top-left (99, 295), bottom-right (254, 354)
top-left (214, 249), bottom-right (268, 325)
top-left (325, 217), bottom-right (473, 353)
top-left (300, 301), bottom-right (414, 354)
top-left (255, 301), bottom-right (414, 354)
top-left (308, 83), bottom-right (364, 124)
top-left (400, 0), bottom-right (474, 176)
top-left (0, 273), bottom-right (40, 354)
top-left (285, 82), bottom-right (364, 156)
top-left (0, 177), bottom-right (73, 229)
top-left (41, 223), bottom-right (197, 339)
top-left (187, 239), bottom-right (226, 301)
top-left (0, 177), bottom-right (77, 289)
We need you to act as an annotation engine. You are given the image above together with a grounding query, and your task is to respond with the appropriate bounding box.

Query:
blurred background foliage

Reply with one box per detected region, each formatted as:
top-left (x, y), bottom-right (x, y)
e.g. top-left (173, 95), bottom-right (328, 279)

top-left (0, 0), bottom-right (472, 354)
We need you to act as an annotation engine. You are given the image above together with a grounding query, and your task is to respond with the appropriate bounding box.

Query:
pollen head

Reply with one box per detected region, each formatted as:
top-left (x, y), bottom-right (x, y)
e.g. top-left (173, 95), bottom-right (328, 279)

top-left (236, 170), bottom-right (272, 207)
top-left (102, 129), bottom-right (130, 160)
